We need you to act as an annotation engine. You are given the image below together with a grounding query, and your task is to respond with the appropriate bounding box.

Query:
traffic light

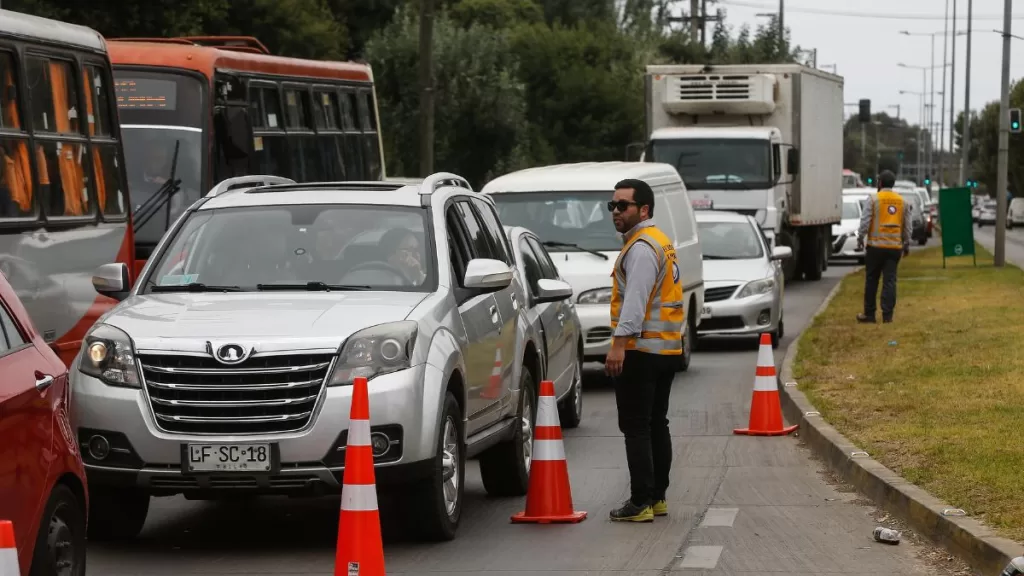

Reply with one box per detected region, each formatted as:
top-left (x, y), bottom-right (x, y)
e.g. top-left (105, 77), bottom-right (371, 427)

top-left (1010, 108), bottom-right (1021, 133)
top-left (924, 175), bottom-right (931, 186)
top-left (866, 176), bottom-right (874, 185)
top-left (858, 99), bottom-right (871, 123)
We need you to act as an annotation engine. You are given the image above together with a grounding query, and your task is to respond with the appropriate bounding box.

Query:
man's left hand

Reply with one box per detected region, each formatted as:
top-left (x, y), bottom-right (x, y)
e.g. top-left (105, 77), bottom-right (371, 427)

top-left (605, 339), bottom-right (626, 378)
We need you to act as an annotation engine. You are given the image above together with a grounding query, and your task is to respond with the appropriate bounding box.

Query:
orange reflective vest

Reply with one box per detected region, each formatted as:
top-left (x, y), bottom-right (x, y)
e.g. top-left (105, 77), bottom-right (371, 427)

top-left (609, 224), bottom-right (685, 355)
top-left (867, 190), bottom-right (905, 250)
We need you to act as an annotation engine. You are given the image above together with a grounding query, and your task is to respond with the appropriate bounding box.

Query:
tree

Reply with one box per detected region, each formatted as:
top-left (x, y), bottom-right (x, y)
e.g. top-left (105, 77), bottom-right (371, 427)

top-left (365, 7), bottom-right (529, 185)
top-left (450, 0), bottom-right (543, 29)
top-left (955, 78), bottom-right (1024, 195)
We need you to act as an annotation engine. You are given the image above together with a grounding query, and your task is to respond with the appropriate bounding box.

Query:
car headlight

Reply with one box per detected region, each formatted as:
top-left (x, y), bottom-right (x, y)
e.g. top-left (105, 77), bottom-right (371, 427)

top-left (77, 324), bottom-right (141, 388)
top-left (736, 278), bottom-right (775, 299)
top-left (578, 287), bottom-right (612, 304)
top-left (328, 321), bottom-right (417, 386)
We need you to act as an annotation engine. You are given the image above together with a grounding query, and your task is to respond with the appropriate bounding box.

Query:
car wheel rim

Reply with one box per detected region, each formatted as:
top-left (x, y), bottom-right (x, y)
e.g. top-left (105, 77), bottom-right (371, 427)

top-left (441, 416), bottom-right (459, 517)
top-left (521, 394), bottom-right (534, 472)
top-left (47, 502), bottom-right (76, 576)
top-left (573, 359), bottom-right (583, 419)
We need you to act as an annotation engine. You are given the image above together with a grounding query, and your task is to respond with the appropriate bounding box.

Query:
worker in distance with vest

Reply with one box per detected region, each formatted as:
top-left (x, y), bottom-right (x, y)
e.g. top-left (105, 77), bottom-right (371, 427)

top-left (605, 178), bottom-right (685, 523)
top-left (855, 170), bottom-right (911, 323)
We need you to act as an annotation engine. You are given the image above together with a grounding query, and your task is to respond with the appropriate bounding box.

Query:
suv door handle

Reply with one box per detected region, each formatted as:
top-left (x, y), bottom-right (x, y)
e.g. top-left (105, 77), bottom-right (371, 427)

top-left (510, 293), bottom-right (518, 310)
top-left (35, 373), bottom-right (54, 392)
top-left (489, 305), bottom-right (499, 322)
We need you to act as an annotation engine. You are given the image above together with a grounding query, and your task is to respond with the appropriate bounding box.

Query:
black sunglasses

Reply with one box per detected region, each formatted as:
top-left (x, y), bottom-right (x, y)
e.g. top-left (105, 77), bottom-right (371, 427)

top-left (607, 200), bottom-right (639, 213)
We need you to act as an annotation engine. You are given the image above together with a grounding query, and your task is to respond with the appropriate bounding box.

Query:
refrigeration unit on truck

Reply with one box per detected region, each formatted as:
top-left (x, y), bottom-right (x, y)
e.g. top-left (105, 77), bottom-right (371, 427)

top-left (643, 64), bottom-right (844, 282)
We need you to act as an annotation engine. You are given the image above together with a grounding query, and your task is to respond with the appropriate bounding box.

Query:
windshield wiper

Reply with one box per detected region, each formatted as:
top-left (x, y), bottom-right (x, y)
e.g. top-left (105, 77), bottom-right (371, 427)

top-left (702, 255), bottom-right (733, 260)
top-left (542, 241), bottom-right (609, 260)
top-left (151, 283), bottom-right (244, 293)
top-left (256, 282), bottom-right (371, 291)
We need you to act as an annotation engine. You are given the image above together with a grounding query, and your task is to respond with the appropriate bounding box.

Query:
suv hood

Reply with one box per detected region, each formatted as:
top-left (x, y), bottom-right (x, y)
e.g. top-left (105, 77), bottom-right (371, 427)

top-left (102, 292), bottom-right (427, 351)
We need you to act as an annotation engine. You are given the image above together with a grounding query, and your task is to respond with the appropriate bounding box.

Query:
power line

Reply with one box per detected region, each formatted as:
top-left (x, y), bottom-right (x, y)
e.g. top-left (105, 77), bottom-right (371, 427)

top-left (717, 0), bottom-right (1024, 21)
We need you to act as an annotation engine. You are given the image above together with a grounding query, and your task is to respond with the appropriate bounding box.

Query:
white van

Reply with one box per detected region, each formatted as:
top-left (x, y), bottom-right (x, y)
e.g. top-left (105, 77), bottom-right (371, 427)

top-left (482, 162), bottom-right (705, 371)
top-left (1009, 198), bottom-right (1024, 228)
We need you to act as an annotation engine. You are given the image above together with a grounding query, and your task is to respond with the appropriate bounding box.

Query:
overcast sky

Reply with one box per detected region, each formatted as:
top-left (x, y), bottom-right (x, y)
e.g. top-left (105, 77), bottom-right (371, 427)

top-left (712, 0), bottom-right (1023, 150)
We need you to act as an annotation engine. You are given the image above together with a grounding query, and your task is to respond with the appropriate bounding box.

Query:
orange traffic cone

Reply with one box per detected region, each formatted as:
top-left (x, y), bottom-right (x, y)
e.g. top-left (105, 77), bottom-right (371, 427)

top-left (0, 520), bottom-right (18, 576)
top-left (733, 333), bottom-right (798, 436)
top-left (335, 377), bottom-right (385, 576)
top-left (481, 348), bottom-right (503, 400)
top-left (511, 380), bottom-right (587, 524)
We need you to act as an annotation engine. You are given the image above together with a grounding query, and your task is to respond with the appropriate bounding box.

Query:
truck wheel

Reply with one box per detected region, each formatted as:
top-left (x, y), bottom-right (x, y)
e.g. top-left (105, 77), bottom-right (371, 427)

top-left (415, 391), bottom-right (464, 541)
top-left (479, 368), bottom-right (536, 497)
top-left (87, 486), bottom-right (149, 542)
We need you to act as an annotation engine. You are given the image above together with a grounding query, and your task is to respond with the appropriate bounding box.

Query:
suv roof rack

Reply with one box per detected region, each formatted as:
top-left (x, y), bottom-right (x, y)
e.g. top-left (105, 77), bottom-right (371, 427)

top-left (208, 175), bottom-right (296, 197)
top-left (419, 172), bottom-right (472, 195)
top-left (245, 181), bottom-right (408, 193)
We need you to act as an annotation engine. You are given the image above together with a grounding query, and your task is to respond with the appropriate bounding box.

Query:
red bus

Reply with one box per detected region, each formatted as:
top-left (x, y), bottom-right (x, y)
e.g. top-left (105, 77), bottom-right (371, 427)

top-left (0, 10), bottom-right (133, 367)
top-left (106, 37), bottom-right (386, 273)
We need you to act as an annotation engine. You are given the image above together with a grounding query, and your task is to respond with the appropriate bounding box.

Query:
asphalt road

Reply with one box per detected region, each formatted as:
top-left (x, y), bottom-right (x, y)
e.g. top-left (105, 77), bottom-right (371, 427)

top-left (87, 260), bottom-right (947, 575)
top-left (975, 223), bottom-right (1024, 266)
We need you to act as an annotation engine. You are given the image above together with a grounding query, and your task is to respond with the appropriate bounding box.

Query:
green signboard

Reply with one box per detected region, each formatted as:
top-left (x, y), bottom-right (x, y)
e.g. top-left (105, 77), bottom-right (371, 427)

top-left (938, 187), bottom-right (976, 267)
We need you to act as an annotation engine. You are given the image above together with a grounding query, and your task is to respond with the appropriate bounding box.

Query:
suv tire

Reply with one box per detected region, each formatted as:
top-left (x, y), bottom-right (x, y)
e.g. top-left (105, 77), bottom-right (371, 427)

top-left (479, 367), bottom-right (536, 497)
top-left (558, 355), bottom-right (583, 429)
top-left (415, 391), bottom-right (464, 541)
top-left (87, 486), bottom-right (149, 542)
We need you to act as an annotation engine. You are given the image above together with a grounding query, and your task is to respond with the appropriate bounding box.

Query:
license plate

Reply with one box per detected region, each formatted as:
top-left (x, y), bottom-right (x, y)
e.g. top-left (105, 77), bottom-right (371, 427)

top-left (701, 306), bottom-right (713, 319)
top-left (185, 444), bottom-right (272, 472)
top-left (692, 198), bottom-right (714, 210)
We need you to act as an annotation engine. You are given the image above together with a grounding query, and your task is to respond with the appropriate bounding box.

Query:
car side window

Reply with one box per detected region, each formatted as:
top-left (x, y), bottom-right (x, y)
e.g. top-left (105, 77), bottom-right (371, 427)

top-left (526, 237), bottom-right (560, 280)
top-left (445, 206), bottom-right (472, 284)
top-left (0, 302), bottom-right (26, 353)
top-left (455, 200), bottom-right (496, 261)
top-left (518, 238), bottom-right (544, 294)
top-left (470, 198), bottom-right (513, 265)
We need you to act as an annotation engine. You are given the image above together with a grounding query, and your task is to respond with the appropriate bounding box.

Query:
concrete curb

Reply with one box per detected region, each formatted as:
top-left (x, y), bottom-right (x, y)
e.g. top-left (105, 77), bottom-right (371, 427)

top-left (779, 273), bottom-right (1024, 576)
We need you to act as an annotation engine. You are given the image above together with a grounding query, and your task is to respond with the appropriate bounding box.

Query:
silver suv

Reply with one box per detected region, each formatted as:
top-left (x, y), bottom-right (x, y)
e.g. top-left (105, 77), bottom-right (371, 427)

top-left (72, 173), bottom-right (568, 542)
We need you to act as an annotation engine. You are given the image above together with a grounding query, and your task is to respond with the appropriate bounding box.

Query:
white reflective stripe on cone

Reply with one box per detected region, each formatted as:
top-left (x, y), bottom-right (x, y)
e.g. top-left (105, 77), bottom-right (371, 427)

top-left (753, 374), bottom-right (778, 392)
top-left (0, 549), bottom-right (18, 574)
top-left (340, 483), bottom-right (379, 511)
top-left (536, 396), bottom-right (559, 426)
top-left (532, 439), bottom-right (566, 461)
top-left (756, 343), bottom-right (774, 369)
top-left (347, 419), bottom-right (371, 447)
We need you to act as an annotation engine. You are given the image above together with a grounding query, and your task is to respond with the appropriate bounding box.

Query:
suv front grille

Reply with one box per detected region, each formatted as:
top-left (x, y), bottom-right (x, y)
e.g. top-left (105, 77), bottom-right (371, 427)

top-left (139, 353), bottom-right (334, 435)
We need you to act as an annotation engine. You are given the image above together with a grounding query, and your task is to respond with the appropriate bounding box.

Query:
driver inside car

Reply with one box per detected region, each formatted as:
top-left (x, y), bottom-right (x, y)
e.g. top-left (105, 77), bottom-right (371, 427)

top-left (380, 228), bottom-right (426, 285)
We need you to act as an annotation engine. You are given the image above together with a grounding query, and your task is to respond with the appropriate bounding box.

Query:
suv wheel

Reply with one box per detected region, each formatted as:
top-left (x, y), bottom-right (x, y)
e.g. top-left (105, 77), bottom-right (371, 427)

top-left (479, 367), bottom-right (536, 497)
top-left (30, 484), bottom-right (86, 576)
top-left (558, 355), bottom-right (583, 429)
top-left (415, 391), bottom-right (464, 541)
top-left (87, 487), bottom-right (149, 542)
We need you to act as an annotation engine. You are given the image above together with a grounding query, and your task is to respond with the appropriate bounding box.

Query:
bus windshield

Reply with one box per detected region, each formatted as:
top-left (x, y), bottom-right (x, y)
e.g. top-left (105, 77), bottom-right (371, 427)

top-left (114, 70), bottom-right (205, 247)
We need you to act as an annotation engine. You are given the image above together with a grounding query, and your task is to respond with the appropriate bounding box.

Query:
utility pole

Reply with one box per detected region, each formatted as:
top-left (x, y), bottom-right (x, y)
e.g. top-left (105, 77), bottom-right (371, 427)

top-left (699, 0), bottom-right (721, 48)
top-left (960, 0), bottom-right (973, 186)
top-left (940, 0), bottom-right (949, 185)
top-left (778, 0), bottom-right (785, 56)
top-left (949, 0), bottom-right (957, 179)
top-left (417, 0), bottom-right (435, 176)
top-left (928, 33), bottom-right (936, 179)
top-left (690, 0), bottom-right (701, 43)
top-left (994, 0), bottom-right (1012, 267)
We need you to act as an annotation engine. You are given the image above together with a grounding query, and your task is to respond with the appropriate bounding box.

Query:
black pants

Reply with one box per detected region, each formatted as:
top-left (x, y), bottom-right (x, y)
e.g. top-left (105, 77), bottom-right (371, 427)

top-left (863, 246), bottom-right (902, 320)
top-left (613, 350), bottom-right (675, 507)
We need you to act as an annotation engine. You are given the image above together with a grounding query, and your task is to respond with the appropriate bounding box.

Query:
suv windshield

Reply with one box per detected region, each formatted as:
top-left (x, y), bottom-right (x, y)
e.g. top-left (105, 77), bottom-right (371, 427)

top-left (650, 138), bottom-right (772, 190)
top-left (697, 221), bottom-right (764, 260)
top-left (144, 204), bottom-right (435, 292)
top-left (491, 192), bottom-right (620, 252)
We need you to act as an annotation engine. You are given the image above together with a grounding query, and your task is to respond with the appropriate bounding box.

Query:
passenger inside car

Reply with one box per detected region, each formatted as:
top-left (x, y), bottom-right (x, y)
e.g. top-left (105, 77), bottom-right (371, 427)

top-left (380, 228), bottom-right (426, 285)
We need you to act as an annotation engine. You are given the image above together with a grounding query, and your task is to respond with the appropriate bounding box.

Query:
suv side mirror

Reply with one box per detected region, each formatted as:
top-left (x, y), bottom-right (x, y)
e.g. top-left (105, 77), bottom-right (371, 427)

top-left (770, 246), bottom-right (793, 261)
top-left (93, 263), bottom-right (131, 301)
top-left (787, 148), bottom-right (800, 175)
top-left (534, 278), bottom-right (573, 303)
top-left (463, 258), bottom-right (514, 291)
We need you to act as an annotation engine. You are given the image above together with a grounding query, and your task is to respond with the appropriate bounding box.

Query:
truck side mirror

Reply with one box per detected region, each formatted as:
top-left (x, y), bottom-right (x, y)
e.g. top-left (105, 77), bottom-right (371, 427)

top-left (787, 149), bottom-right (800, 175)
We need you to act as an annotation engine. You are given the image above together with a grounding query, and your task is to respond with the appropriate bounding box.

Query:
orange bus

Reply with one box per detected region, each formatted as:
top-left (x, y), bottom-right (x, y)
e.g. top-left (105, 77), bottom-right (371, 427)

top-left (106, 36), bottom-right (385, 271)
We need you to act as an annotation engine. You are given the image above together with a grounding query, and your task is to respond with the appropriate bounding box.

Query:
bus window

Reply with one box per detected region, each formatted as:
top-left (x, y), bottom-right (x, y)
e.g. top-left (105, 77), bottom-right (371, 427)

top-left (82, 65), bottom-right (112, 137)
top-left (250, 84), bottom-right (290, 178)
top-left (25, 57), bottom-right (81, 135)
top-left (92, 145), bottom-right (126, 216)
top-left (1, 51), bottom-right (34, 219)
top-left (284, 87), bottom-right (322, 182)
top-left (340, 90), bottom-right (357, 131)
top-left (313, 90), bottom-right (340, 130)
top-left (357, 91), bottom-right (382, 179)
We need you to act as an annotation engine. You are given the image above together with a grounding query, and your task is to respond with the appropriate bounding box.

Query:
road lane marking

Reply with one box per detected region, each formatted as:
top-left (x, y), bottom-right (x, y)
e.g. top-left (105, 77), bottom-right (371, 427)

top-left (676, 545), bottom-right (723, 570)
top-left (699, 507), bottom-right (739, 527)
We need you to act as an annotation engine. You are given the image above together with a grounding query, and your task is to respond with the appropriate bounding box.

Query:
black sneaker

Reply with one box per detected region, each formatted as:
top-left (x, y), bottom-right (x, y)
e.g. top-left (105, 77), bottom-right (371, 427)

top-left (882, 317), bottom-right (893, 323)
top-left (609, 499), bottom-right (654, 523)
top-left (856, 314), bottom-right (876, 324)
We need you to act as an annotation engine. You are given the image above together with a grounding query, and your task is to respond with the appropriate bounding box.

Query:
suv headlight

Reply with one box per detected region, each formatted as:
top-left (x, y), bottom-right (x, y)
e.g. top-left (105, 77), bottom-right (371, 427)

top-left (578, 287), bottom-right (612, 304)
top-left (736, 278), bottom-right (775, 299)
top-left (328, 321), bottom-right (418, 386)
top-left (78, 324), bottom-right (141, 388)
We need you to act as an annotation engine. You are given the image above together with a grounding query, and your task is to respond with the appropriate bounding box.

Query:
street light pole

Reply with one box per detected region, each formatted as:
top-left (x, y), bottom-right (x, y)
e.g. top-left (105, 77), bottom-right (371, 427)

top-left (994, 0), bottom-right (1012, 267)
top-left (960, 0), bottom-right (973, 185)
top-left (949, 0), bottom-right (957, 179)
top-left (940, 0), bottom-right (950, 184)
top-left (929, 33), bottom-right (936, 179)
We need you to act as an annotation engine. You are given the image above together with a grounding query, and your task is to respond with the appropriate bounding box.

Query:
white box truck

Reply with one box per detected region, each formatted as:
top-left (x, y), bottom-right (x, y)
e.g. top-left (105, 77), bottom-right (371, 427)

top-left (643, 63), bottom-right (844, 282)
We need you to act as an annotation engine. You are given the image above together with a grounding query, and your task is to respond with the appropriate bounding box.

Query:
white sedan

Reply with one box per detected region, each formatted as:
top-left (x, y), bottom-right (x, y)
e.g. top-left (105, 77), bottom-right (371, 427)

top-left (694, 211), bottom-right (792, 349)
top-left (831, 196), bottom-right (867, 263)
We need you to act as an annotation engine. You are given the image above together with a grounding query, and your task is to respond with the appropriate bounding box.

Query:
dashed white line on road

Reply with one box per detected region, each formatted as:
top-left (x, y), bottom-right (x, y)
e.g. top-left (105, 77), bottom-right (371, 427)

top-left (676, 545), bottom-right (724, 569)
top-left (698, 507), bottom-right (739, 527)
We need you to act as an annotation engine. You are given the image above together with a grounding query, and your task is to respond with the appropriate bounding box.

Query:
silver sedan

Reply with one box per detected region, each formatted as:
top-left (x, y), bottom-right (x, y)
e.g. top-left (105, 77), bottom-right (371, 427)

top-left (694, 211), bottom-right (792, 349)
top-left (505, 226), bottom-right (585, 428)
